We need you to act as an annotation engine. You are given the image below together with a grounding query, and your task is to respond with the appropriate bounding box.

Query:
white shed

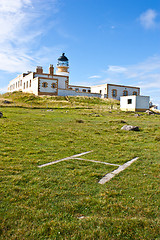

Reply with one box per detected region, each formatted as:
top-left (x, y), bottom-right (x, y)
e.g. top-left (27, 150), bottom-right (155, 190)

top-left (120, 95), bottom-right (150, 112)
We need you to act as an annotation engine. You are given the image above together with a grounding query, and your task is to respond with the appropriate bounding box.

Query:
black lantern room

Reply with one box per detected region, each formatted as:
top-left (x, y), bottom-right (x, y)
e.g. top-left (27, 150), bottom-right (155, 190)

top-left (57, 53), bottom-right (69, 67)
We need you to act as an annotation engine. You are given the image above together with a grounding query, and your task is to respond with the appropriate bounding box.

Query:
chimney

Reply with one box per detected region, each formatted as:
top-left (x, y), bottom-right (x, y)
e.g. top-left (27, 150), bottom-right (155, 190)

top-left (36, 66), bottom-right (43, 74)
top-left (49, 64), bottom-right (54, 75)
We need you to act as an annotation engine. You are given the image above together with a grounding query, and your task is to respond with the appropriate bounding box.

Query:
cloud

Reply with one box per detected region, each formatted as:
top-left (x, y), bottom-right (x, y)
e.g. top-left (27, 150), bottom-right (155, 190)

top-left (0, 0), bottom-right (31, 13)
top-left (88, 75), bottom-right (101, 79)
top-left (107, 56), bottom-right (160, 87)
top-left (105, 56), bottom-right (160, 107)
top-left (108, 66), bottom-right (127, 73)
top-left (0, 0), bottom-right (60, 73)
top-left (0, 86), bottom-right (8, 93)
top-left (139, 9), bottom-right (158, 29)
top-left (0, 0), bottom-right (33, 42)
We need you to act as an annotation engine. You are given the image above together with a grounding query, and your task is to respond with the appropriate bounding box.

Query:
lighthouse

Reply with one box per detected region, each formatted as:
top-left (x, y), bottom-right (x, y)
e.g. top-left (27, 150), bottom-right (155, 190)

top-left (56, 53), bottom-right (69, 76)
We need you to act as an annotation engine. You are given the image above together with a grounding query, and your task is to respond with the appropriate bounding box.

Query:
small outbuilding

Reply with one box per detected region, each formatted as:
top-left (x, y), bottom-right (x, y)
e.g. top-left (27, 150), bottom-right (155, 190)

top-left (120, 95), bottom-right (150, 112)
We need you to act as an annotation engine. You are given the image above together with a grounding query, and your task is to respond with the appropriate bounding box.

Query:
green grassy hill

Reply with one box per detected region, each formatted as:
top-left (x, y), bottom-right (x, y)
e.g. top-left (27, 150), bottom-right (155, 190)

top-left (0, 93), bottom-right (159, 239)
top-left (0, 91), bottom-right (120, 109)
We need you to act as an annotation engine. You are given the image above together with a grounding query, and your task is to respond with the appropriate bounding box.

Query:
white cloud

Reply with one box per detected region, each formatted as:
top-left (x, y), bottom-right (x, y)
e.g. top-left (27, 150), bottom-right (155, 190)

top-left (139, 9), bottom-right (157, 29)
top-left (105, 56), bottom-right (160, 107)
top-left (0, 0), bottom-right (32, 42)
top-left (0, 0), bottom-right (59, 73)
top-left (99, 78), bottom-right (113, 84)
top-left (108, 66), bottom-right (127, 73)
top-left (0, 0), bottom-right (31, 13)
top-left (107, 56), bottom-right (160, 81)
top-left (88, 75), bottom-right (101, 79)
top-left (0, 0), bottom-right (36, 72)
top-left (0, 86), bottom-right (8, 93)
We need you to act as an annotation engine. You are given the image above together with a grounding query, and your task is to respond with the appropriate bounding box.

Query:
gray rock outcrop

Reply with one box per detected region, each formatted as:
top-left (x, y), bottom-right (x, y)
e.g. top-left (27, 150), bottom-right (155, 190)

top-left (146, 110), bottom-right (154, 115)
top-left (121, 125), bottom-right (139, 131)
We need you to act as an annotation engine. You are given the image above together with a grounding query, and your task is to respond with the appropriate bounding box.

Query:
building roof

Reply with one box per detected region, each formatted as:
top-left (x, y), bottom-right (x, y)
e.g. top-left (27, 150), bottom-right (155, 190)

top-left (58, 53), bottom-right (68, 62)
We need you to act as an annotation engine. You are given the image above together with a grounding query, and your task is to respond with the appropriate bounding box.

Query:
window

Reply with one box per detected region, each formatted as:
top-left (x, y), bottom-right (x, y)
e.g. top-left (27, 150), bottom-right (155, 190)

top-left (42, 82), bottom-right (48, 88)
top-left (128, 99), bottom-right (132, 104)
top-left (133, 91), bottom-right (137, 95)
top-left (100, 90), bottom-right (102, 94)
top-left (24, 83), bottom-right (25, 89)
top-left (112, 89), bottom-right (117, 97)
top-left (16, 82), bottom-right (17, 88)
top-left (88, 89), bottom-right (91, 93)
top-left (20, 80), bottom-right (22, 86)
top-left (26, 81), bottom-right (28, 88)
top-left (29, 80), bottom-right (31, 87)
top-left (123, 90), bottom-right (128, 96)
top-left (75, 88), bottom-right (79, 92)
top-left (51, 83), bottom-right (56, 88)
top-left (82, 89), bottom-right (86, 92)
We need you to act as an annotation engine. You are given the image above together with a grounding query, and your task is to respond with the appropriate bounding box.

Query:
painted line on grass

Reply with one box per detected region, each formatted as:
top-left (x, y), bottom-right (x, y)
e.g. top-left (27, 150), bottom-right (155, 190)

top-left (38, 152), bottom-right (139, 185)
top-left (73, 158), bottom-right (120, 166)
top-left (98, 157), bottom-right (139, 184)
top-left (38, 151), bottom-right (93, 168)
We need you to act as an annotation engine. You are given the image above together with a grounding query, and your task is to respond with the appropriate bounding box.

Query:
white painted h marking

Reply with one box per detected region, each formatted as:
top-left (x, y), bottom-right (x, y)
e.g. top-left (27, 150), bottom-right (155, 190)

top-left (38, 151), bottom-right (139, 185)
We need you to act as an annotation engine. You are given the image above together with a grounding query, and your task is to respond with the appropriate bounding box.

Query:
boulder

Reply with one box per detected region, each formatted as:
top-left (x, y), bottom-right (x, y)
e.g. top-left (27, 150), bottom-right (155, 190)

top-left (121, 125), bottom-right (139, 131)
top-left (76, 119), bottom-right (84, 123)
top-left (146, 110), bottom-right (154, 115)
top-left (0, 112), bottom-right (3, 118)
top-left (120, 120), bottom-right (126, 123)
top-left (3, 100), bottom-right (11, 104)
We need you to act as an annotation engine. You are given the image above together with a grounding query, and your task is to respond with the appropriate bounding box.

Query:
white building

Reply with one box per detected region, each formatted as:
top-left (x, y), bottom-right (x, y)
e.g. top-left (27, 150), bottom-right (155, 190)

top-left (120, 95), bottom-right (150, 112)
top-left (8, 53), bottom-right (140, 100)
top-left (91, 83), bottom-right (140, 100)
top-left (8, 53), bottom-right (101, 98)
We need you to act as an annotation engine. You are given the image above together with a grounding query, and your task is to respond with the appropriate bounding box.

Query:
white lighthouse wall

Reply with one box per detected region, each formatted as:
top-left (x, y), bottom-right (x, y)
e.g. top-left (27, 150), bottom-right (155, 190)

top-left (56, 76), bottom-right (67, 89)
top-left (39, 78), bottom-right (58, 95)
top-left (136, 96), bottom-right (150, 111)
top-left (120, 95), bottom-right (150, 112)
top-left (21, 73), bottom-right (34, 93)
top-left (58, 89), bottom-right (101, 97)
top-left (120, 96), bottom-right (136, 111)
top-left (31, 78), bottom-right (39, 95)
top-left (108, 84), bottom-right (139, 100)
top-left (91, 84), bottom-right (107, 98)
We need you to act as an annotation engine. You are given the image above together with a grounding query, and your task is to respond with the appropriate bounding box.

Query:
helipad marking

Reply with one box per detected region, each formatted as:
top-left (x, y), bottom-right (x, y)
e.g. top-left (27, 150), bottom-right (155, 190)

top-left (38, 151), bottom-right (139, 185)
top-left (73, 158), bottom-right (120, 166)
top-left (38, 151), bottom-right (93, 168)
top-left (98, 157), bottom-right (139, 184)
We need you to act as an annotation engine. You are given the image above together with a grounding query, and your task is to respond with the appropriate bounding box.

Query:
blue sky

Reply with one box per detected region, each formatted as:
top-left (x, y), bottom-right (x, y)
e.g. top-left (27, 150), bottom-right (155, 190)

top-left (0, 0), bottom-right (160, 107)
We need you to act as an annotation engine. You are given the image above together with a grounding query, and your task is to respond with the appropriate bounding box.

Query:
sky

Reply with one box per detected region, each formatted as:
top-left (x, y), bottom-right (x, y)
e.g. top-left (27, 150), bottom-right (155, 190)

top-left (0, 0), bottom-right (160, 107)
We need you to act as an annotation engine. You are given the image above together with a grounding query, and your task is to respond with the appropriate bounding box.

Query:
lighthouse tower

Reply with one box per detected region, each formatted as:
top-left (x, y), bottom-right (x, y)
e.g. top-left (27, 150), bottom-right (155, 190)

top-left (56, 53), bottom-right (69, 76)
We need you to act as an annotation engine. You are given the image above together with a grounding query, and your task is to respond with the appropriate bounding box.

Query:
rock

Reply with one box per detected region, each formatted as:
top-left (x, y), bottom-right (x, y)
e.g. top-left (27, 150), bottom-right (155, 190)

top-left (146, 110), bottom-right (154, 115)
top-left (134, 114), bottom-right (141, 117)
top-left (120, 120), bottom-right (126, 123)
top-left (121, 125), bottom-right (140, 131)
top-left (0, 112), bottom-right (3, 118)
top-left (76, 119), bottom-right (84, 123)
top-left (3, 100), bottom-right (11, 104)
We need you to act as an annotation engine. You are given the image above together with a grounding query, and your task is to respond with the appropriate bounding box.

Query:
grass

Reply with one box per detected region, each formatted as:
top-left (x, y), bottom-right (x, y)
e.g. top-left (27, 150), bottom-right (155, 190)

top-left (0, 91), bottom-right (120, 109)
top-left (0, 93), bottom-right (160, 239)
